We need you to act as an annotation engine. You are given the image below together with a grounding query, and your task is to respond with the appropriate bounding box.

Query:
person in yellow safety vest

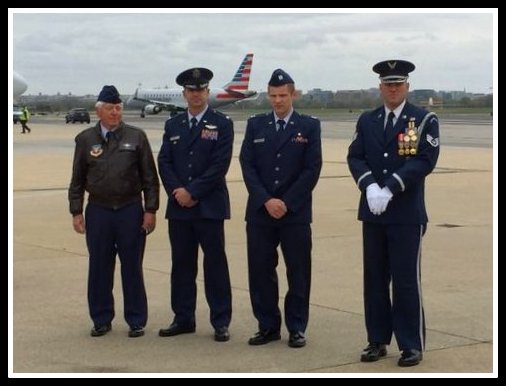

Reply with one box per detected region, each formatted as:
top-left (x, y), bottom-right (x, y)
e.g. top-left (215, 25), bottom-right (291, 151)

top-left (20, 106), bottom-right (31, 134)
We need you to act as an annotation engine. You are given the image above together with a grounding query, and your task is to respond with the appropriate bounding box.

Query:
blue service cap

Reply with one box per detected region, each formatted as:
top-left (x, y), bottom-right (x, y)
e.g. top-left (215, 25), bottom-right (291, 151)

top-left (176, 67), bottom-right (213, 90)
top-left (97, 85), bottom-right (122, 103)
top-left (372, 60), bottom-right (415, 83)
top-left (268, 68), bottom-right (294, 87)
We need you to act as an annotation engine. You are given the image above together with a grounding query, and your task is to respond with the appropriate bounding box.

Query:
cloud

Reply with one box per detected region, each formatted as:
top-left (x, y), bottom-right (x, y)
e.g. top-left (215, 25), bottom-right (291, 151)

top-left (12, 11), bottom-right (494, 95)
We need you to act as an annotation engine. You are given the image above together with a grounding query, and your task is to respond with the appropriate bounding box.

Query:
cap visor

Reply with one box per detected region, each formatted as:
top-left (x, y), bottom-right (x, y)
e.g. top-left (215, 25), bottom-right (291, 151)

top-left (381, 76), bottom-right (408, 83)
top-left (184, 84), bottom-right (208, 90)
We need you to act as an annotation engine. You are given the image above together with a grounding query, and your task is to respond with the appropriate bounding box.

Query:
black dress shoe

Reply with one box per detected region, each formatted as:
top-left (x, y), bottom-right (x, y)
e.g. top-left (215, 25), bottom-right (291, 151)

top-left (248, 329), bottom-right (281, 345)
top-left (128, 326), bottom-right (145, 338)
top-left (360, 343), bottom-right (387, 362)
top-left (288, 331), bottom-right (306, 348)
top-left (214, 326), bottom-right (230, 342)
top-left (398, 349), bottom-right (423, 367)
top-left (90, 324), bottom-right (111, 337)
top-left (159, 322), bottom-right (196, 337)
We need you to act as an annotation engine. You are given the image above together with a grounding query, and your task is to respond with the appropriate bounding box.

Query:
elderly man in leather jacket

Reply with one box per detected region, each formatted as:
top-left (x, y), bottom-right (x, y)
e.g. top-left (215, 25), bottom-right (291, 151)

top-left (69, 85), bottom-right (159, 338)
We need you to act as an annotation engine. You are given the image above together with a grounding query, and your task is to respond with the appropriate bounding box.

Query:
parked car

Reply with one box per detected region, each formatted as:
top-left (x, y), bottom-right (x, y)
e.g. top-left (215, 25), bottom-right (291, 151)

top-left (65, 108), bottom-right (91, 124)
top-left (13, 105), bottom-right (23, 124)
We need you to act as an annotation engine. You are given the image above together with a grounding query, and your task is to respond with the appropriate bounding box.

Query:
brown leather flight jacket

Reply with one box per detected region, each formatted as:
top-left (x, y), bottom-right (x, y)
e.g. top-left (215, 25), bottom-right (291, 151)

top-left (68, 122), bottom-right (159, 215)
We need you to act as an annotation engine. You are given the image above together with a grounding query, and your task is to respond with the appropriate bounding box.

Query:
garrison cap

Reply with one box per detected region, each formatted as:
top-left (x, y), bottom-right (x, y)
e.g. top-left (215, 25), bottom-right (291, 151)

top-left (97, 85), bottom-right (122, 103)
top-left (268, 68), bottom-right (294, 87)
top-left (176, 67), bottom-right (213, 90)
top-left (373, 60), bottom-right (415, 83)
top-left (97, 86), bottom-right (121, 104)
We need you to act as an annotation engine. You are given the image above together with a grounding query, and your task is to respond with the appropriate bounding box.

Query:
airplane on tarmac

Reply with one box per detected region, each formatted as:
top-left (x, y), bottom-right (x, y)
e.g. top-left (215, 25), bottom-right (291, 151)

top-left (128, 53), bottom-right (257, 117)
top-left (13, 71), bottom-right (28, 101)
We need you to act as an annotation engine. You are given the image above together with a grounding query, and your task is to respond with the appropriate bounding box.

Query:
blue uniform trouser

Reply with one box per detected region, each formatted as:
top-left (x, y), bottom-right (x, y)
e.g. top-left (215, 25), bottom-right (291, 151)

top-left (362, 222), bottom-right (425, 351)
top-left (246, 222), bottom-right (312, 333)
top-left (85, 202), bottom-right (147, 328)
top-left (168, 219), bottom-right (232, 329)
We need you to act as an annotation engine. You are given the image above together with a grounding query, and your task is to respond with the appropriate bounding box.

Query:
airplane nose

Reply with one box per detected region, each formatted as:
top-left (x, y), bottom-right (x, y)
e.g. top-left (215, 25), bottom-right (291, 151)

top-left (13, 71), bottom-right (28, 99)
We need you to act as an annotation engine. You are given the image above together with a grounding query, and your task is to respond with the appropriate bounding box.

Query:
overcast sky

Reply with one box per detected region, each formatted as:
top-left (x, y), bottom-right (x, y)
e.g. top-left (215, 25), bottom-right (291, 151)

top-left (10, 10), bottom-right (496, 96)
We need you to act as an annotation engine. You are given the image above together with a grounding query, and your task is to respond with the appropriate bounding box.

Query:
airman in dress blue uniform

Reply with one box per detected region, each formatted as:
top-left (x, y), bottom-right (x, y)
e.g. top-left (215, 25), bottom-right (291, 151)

top-left (158, 67), bottom-right (233, 342)
top-left (69, 85), bottom-right (160, 338)
top-left (347, 60), bottom-right (440, 366)
top-left (240, 69), bottom-right (322, 348)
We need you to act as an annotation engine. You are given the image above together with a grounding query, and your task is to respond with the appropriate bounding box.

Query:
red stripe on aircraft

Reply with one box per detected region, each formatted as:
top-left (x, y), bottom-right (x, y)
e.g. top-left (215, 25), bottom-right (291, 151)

top-left (216, 93), bottom-right (241, 99)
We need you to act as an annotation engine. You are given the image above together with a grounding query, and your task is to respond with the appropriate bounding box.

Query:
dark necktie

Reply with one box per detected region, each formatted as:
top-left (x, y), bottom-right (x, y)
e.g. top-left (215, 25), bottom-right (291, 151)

top-left (190, 117), bottom-right (198, 131)
top-left (106, 131), bottom-right (114, 142)
top-left (277, 119), bottom-right (285, 132)
top-left (385, 111), bottom-right (395, 132)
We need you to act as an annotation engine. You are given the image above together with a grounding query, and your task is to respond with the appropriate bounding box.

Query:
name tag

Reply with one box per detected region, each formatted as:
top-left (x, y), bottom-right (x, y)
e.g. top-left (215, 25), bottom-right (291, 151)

top-left (253, 138), bottom-right (265, 143)
top-left (169, 135), bottom-right (180, 141)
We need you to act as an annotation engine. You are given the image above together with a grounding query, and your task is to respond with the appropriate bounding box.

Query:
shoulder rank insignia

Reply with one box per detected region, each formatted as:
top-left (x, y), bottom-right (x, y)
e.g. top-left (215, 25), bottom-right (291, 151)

top-left (426, 133), bottom-right (440, 147)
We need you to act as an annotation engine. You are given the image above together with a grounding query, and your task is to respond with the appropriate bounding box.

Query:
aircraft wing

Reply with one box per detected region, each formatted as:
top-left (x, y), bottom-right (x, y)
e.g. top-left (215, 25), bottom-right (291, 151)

top-left (149, 99), bottom-right (185, 110)
top-left (133, 96), bottom-right (184, 111)
top-left (133, 96), bottom-right (186, 116)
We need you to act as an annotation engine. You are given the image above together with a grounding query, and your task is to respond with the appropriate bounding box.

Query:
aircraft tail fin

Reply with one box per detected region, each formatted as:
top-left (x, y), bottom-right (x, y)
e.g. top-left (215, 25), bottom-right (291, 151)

top-left (223, 53), bottom-right (253, 93)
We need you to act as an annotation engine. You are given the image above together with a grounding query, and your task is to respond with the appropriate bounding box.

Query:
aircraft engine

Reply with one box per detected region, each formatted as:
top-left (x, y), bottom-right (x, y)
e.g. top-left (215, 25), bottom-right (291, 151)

top-left (144, 104), bottom-right (162, 114)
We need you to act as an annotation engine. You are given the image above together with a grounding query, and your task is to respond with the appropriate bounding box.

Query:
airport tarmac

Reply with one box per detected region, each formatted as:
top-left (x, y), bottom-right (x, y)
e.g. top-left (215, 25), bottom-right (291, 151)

top-left (11, 114), bottom-right (495, 375)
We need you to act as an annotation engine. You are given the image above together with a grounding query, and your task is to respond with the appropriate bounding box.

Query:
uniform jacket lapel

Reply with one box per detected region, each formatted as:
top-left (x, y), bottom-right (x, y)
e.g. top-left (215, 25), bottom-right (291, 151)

top-left (265, 113), bottom-right (278, 148)
top-left (178, 116), bottom-right (192, 146)
top-left (371, 108), bottom-right (385, 144)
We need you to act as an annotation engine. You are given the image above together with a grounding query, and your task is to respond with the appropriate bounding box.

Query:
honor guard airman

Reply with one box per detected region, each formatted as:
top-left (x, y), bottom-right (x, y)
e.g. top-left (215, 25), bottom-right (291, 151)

top-left (69, 85), bottom-right (160, 338)
top-left (347, 60), bottom-right (440, 366)
top-left (240, 69), bottom-right (322, 348)
top-left (158, 67), bottom-right (233, 343)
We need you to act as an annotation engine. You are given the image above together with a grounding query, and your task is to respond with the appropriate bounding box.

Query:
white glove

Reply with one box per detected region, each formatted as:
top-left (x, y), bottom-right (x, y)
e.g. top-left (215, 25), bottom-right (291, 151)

top-left (376, 187), bottom-right (393, 214)
top-left (366, 183), bottom-right (383, 215)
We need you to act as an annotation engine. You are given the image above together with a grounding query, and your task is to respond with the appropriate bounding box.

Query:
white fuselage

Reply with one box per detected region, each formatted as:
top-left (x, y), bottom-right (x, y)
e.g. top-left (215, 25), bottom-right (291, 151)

top-left (13, 71), bottom-right (28, 101)
top-left (128, 87), bottom-right (256, 111)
